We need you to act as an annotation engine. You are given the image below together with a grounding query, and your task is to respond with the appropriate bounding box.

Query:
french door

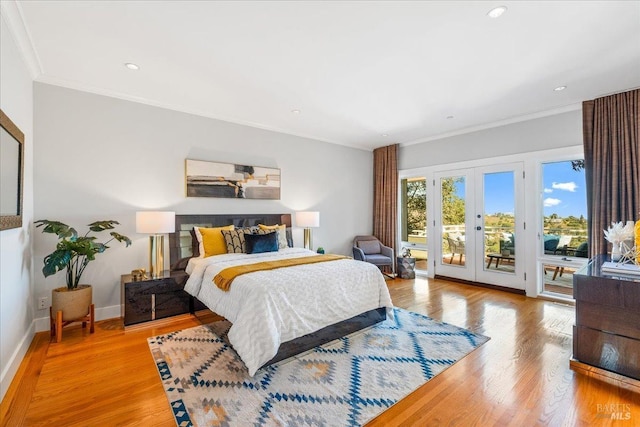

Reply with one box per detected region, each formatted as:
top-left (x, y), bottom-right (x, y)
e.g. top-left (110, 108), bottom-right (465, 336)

top-left (434, 163), bottom-right (525, 289)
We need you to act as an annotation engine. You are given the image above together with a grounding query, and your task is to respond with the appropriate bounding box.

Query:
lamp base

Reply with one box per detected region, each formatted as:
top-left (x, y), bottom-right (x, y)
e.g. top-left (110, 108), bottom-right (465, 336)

top-left (149, 235), bottom-right (165, 278)
top-left (303, 228), bottom-right (313, 250)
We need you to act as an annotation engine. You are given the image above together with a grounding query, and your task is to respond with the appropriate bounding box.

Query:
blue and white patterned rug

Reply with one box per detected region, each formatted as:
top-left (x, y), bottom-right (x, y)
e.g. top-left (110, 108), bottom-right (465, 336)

top-left (148, 308), bottom-right (489, 426)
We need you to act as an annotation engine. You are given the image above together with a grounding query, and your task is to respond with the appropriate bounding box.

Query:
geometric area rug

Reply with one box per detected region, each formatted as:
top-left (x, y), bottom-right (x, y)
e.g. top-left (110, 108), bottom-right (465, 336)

top-left (148, 308), bottom-right (490, 427)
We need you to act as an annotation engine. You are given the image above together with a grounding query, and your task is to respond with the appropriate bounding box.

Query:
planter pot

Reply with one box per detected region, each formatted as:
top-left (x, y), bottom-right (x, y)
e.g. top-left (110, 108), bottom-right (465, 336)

top-left (52, 285), bottom-right (92, 322)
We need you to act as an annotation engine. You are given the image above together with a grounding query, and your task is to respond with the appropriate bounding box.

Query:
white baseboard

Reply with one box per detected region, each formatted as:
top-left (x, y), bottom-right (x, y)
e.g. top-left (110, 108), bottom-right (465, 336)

top-left (34, 304), bottom-right (122, 332)
top-left (0, 321), bottom-right (35, 403)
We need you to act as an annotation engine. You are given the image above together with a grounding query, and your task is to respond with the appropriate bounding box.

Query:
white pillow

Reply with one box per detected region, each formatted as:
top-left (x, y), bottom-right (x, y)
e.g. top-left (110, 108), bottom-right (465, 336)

top-left (258, 224), bottom-right (288, 249)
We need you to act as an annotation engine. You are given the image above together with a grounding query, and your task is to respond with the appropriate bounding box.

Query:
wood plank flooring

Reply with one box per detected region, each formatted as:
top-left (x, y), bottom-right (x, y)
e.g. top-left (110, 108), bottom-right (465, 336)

top-left (2, 277), bottom-right (638, 426)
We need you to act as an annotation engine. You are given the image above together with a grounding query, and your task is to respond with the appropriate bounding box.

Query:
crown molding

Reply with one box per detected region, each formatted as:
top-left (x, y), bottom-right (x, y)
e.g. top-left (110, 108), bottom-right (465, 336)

top-left (0, 0), bottom-right (43, 79)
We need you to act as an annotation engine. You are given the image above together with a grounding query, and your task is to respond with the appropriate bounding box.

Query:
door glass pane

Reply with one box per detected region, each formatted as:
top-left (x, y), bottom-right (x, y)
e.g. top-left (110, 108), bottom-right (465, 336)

top-left (542, 160), bottom-right (588, 256)
top-left (542, 263), bottom-right (576, 297)
top-left (483, 171), bottom-right (516, 273)
top-left (401, 177), bottom-right (428, 272)
top-left (441, 176), bottom-right (466, 266)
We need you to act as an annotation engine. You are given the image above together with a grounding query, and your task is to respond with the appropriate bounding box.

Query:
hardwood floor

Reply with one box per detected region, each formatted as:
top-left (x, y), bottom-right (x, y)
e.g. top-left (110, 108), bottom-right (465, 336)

top-left (2, 277), bottom-right (638, 426)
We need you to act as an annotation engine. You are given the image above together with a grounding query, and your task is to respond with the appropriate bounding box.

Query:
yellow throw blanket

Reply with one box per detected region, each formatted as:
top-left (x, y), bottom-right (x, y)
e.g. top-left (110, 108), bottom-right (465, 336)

top-left (213, 254), bottom-right (348, 291)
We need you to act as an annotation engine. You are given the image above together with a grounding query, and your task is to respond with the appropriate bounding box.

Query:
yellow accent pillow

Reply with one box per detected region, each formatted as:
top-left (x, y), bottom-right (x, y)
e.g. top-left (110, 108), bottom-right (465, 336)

top-left (199, 225), bottom-right (235, 257)
top-left (258, 224), bottom-right (288, 249)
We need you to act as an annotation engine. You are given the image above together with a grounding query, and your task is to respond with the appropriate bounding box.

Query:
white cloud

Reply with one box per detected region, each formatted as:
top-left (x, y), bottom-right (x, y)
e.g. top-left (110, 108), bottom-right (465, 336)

top-left (543, 188), bottom-right (553, 193)
top-left (552, 181), bottom-right (577, 192)
top-left (544, 197), bottom-right (562, 207)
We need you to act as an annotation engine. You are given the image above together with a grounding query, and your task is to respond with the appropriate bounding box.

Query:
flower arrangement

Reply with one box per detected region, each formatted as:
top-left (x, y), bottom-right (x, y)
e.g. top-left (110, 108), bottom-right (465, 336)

top-left (604, 221), bottom-right (636, 263)
top-left (603, 221), bottom-right (635, 245)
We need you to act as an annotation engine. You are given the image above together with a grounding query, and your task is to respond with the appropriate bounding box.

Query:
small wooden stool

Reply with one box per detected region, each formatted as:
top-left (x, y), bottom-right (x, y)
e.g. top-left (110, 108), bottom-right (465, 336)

top-left (50, 304), bottom-right (95, 343)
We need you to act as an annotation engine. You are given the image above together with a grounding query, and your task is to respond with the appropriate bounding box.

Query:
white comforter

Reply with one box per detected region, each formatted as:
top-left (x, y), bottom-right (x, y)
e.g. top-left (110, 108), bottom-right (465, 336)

top-left (184, 248), bottom-right (393, 375)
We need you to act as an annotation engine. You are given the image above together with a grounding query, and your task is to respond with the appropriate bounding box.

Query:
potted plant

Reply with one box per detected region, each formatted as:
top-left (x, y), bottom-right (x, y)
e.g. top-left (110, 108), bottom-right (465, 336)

top-left (35, 219), bottom-right (131, 321)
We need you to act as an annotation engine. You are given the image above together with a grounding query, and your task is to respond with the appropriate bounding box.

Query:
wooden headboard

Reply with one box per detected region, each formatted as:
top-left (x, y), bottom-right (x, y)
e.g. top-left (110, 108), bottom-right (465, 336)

top-left (169, 213), bottom-right (293, 269)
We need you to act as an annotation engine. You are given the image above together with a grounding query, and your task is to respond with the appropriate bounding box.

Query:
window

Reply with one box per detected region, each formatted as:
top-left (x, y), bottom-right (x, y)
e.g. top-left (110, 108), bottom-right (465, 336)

top-left (541, 160), bottom-right (588, 253)
top-left (541, 159), bottom-right (588, 297)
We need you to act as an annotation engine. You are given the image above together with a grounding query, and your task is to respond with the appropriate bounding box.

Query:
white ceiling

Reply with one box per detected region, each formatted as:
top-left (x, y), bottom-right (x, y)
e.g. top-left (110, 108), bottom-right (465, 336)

top-left (4, 1), bottom-right (640, 151)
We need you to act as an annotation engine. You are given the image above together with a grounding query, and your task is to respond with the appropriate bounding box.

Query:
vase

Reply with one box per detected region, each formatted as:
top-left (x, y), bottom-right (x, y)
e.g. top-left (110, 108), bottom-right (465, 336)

top-left (51, 284), bottom-right (92, 321)
top-left (611, 242), bottom-right (622, 262)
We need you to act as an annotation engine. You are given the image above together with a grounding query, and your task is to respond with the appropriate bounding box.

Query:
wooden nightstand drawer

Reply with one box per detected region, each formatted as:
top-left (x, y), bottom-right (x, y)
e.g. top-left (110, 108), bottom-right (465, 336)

top-left (121, 271), bottom-right (190, 326)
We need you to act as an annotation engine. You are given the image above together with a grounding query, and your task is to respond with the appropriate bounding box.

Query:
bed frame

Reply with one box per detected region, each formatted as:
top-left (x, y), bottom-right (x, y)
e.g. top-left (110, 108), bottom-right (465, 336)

top-left (168, 213), bottom-right (387, 369)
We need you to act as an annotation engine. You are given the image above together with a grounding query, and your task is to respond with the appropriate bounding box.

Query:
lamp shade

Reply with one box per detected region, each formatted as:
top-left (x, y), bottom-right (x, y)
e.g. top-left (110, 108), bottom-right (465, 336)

top-left (136, 211), bottom-right (175, 234)
top-left (296, 211), bottom-right (320, 228)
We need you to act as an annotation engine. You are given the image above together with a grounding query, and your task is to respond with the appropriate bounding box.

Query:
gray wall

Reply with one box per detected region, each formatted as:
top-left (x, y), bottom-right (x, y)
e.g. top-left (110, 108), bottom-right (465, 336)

top-left (0, 14), bottom-right (35, 401)
top-left (33, 83), bottom-right (374, 325)
top-left (399, 110), bottom-right (583, 169)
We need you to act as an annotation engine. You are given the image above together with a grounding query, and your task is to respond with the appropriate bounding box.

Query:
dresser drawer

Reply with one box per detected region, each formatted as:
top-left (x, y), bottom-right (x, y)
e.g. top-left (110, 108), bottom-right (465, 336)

top-left (575, 301), bottom-right (640, 340)
top-left (574, 274), bottom-right (640, 310)
top-left (573, 325), bottom-right (640, 380)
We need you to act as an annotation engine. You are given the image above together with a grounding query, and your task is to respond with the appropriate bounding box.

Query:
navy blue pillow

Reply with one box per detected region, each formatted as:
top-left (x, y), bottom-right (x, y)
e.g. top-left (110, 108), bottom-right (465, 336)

top-left (245, 231), bottom-right (279, 254)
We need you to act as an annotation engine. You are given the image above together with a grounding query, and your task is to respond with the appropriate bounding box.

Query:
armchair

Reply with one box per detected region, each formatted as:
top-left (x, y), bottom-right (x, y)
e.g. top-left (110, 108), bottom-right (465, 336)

top-left (446, 233), bottom-right (465, 264)
top-left (353, 235), bottom-right (395, 277)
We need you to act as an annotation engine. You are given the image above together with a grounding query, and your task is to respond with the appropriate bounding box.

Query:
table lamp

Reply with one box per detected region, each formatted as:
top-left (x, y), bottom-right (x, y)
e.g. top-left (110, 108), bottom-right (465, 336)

top-left (295, 211), bottom-right (320, 250)
top-left (136, 211), bottom-right (175, 278)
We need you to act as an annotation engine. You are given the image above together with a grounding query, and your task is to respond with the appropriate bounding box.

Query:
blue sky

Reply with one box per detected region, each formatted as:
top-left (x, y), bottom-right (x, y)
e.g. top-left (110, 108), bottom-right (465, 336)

top-left (541, 161), bottom-right (587, 218)
top-left (484, 172), bottom-right (515, 215)
top-left (452, 161), bottom-right (587, 218)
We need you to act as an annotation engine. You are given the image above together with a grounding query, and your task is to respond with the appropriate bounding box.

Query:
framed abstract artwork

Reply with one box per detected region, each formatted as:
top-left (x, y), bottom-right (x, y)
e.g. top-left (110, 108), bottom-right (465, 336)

top-left (185, 159), bottom-right (281, 199)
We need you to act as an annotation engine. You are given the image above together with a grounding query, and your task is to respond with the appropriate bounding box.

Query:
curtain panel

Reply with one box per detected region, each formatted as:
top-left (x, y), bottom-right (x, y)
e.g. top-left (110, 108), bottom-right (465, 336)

top-left (373, 144), bottom-right (398, 270)
top-left (583, 88), bottom-right (640, 258)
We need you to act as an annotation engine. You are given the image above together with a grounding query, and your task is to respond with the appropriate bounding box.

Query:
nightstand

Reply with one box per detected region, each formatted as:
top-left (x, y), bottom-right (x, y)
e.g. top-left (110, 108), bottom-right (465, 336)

top-left (121, 270), bottom-right (191, 326)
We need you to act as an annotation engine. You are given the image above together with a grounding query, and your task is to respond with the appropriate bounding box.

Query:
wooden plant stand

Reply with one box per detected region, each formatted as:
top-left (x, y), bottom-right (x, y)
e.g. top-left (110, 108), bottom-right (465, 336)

top-left (50, 304), bottom-right (95, 343)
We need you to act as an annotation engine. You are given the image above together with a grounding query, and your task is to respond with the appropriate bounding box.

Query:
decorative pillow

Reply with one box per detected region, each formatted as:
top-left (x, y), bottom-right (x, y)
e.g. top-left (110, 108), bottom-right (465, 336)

top-left (543, 234), bottom-right (560, 252)
top-left (196, 225), bottom-right (235, 257)
top-left (258, 224), bottom-right (288, 249)
top-left (221, 228), bottom-right (251, 254)
top-left (358, 240), bottom-right (381, 255)
top-left (245, 231), bottom-right (279, 254)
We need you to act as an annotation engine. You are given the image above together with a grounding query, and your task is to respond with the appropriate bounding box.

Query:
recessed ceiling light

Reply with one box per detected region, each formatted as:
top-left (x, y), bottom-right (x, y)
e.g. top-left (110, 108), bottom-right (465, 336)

top-left (554, 85), bottom-right (567, 92)
top-left (487, 6), bottom-right (507, 18)
top-left (124, 63), bottom-right (140, 70)
top-left (381, 133), bottom-right (388, 137)
top-left (291, 109), bottom-right (301, 114)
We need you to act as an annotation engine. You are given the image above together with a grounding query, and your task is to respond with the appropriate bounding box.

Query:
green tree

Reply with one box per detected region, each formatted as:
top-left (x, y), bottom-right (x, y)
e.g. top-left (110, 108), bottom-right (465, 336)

top-left (406, 180), bottom-right (426, 234)
top-left (441, 177), bottom-right (465, 225)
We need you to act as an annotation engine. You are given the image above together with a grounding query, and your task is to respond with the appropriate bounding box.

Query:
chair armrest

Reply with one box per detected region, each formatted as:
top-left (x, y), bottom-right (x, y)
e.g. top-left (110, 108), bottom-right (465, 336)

top-left (353, 246), bottom-right (366, 261)
top-left (380, 244), bottom-right (394, 259)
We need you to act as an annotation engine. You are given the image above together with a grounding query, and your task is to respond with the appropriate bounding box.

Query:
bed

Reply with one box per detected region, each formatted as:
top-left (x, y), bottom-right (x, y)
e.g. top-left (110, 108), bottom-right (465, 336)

top-left (169, 213), bottom-right (393, 376)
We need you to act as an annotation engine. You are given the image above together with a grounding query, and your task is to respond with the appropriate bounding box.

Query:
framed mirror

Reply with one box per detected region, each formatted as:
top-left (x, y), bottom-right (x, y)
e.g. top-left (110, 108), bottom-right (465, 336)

top-left (1, 108), bottom-right (25, 231)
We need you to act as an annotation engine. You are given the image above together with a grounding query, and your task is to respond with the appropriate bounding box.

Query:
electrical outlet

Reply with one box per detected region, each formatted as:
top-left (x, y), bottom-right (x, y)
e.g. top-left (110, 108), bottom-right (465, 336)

top-left (38, 296), bottom-right (48, 310)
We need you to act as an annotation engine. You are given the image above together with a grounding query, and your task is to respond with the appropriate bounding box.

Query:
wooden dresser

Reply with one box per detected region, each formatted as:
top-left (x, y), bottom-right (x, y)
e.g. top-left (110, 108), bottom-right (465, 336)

top-left (572, 255), bottom-right (640, 380)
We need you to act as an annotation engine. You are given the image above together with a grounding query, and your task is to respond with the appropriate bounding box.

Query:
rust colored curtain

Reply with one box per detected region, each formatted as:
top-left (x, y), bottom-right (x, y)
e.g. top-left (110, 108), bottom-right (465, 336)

top-left (583, 89), bottom-right (640, 257)
top-left (373, 144), bottom-right (398, 271)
